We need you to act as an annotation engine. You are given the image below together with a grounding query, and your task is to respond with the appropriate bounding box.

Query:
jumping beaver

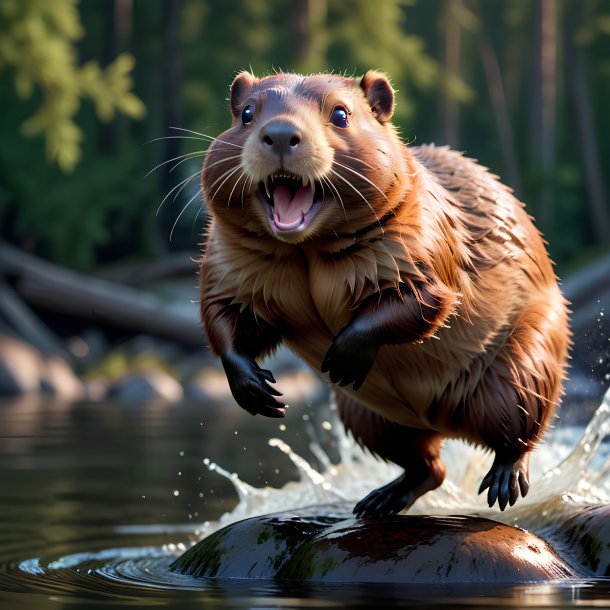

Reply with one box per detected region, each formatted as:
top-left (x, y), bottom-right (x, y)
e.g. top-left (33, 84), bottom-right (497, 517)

top-left (199, 71), bottom-right (570, 517)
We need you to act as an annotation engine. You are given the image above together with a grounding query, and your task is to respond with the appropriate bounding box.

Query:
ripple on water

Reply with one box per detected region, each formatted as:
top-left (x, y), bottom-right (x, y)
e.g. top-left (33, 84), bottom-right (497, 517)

top-left (0, 388), bottom-right (608, 606)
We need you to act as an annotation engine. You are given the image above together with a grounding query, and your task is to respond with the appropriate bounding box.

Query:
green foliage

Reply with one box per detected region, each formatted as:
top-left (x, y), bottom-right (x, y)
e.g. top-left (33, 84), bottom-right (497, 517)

top-left (0, 0), bottom-right (145, 172)
top-left (0, 0), bottom-right (608, 273)
top-left (0, 126), bottom-right (156, 270)
top-left (326, 0), bottom-right (441, 120)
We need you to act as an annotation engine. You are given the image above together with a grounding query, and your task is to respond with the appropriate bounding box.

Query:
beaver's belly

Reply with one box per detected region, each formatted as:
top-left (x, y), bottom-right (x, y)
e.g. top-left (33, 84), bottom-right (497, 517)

top-left (283, 334), bottom-right (457, 430)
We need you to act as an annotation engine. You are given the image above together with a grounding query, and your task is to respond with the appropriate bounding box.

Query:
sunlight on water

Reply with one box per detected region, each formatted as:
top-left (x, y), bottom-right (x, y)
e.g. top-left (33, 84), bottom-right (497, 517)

top-left (189, 385), bottom-right (610, 544)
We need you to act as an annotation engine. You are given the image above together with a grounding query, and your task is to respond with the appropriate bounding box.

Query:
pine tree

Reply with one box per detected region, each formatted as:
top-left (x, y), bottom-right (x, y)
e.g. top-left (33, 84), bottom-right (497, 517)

top-left (0, 0), bottom-right (145, 171)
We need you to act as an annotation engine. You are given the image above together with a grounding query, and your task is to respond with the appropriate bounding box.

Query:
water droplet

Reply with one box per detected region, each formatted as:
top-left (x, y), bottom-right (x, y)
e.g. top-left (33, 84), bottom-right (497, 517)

top-left (173, 490), bottom-right (180, 497)
top-left (279, 424), bottom-right (287, 431)
top-left (179, 451), bottom-right (185, 457)
top-left (141, 495), bottom-right (146, 500)
top-left (321, 420), bottom-right (332, 431)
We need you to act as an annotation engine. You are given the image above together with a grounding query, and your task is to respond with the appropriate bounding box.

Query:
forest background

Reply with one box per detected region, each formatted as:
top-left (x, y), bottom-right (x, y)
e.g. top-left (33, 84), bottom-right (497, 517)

top-left (1, 0), bottom-right (609, 276)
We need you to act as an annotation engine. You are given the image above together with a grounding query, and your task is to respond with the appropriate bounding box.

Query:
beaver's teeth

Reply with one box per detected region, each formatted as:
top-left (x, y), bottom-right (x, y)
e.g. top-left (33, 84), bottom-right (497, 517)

top-left (264, 177), bottom-right (272, 199)
top-left (302, 175), bottom-right (309, 189)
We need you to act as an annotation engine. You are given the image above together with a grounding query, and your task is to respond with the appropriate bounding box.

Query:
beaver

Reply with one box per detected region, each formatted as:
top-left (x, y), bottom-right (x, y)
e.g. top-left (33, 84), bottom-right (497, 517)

top-left (198, 70), bottom-right (570, 518)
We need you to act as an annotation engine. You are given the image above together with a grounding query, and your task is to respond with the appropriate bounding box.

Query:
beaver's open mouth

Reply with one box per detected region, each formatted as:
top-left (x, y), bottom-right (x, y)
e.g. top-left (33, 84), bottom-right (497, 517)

top-left (258, 173), bottom-right (324, 234)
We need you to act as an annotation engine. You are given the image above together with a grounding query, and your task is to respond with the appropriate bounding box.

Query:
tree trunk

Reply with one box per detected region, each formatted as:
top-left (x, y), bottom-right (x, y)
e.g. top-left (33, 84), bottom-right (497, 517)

top-left (565, 4), bottom-right (610, 246)
top-left (478, 34), bottom-right (521, 192)
top-left (530, 0), bottom-right (557, 230)
top-left (441, 0), bottom-right (461, 148)
top-left (292, 0), bottom-right (327, 71)
top-left (160, 0), bottom-right (185, 249)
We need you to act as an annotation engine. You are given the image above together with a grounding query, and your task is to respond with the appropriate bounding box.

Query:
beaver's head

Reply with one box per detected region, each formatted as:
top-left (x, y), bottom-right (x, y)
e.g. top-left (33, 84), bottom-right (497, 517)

top-left (202, 71), bottom-right (410, 243)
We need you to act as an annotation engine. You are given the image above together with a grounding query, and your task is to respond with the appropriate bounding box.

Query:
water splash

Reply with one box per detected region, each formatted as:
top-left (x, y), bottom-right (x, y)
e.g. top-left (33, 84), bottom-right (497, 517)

top-left (194, 385), bottom-right (610, 541)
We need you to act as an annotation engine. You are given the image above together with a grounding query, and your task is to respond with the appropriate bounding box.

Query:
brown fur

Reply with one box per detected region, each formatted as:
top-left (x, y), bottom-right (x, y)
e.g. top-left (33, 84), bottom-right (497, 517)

top-left (199, 71), bottom-right (570, 515)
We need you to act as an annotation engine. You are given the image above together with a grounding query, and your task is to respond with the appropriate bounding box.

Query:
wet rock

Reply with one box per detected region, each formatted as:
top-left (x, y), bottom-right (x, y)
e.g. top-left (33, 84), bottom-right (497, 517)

top-left (40, 355), bottom-right (84, 400)
top-left (173, 512), bottom-right (342, 579)
top-left (108, 368), bottom-right (183, 403)
top-left (0, 335), bottom-right (84, 399)
top-left (558, 504), bottom-right (610, 577)
top-left (172, 508), bottom-right (576, 583)
top-left (0, 336), bottom-right (45, 394)
top-left (184, 365), bottom-right (233, 403)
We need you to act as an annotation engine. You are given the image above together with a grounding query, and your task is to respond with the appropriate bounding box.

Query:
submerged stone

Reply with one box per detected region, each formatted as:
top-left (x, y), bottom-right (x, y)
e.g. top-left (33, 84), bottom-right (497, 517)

top-left (172, 509), bottom-right (576, 583)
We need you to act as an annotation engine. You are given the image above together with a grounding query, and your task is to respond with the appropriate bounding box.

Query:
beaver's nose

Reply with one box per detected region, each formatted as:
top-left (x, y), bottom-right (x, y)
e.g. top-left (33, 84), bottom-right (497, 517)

top-left (260, 121), bottom-right (302, 156)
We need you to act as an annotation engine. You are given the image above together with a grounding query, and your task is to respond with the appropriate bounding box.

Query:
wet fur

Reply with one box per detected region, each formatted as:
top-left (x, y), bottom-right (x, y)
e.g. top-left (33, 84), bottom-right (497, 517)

top-left (199, 71), bottom-right (570, 515)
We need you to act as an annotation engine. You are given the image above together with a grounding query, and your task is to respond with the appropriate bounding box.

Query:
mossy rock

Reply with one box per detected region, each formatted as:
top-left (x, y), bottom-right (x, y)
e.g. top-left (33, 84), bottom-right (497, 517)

top-left (172, 508), bottom-right (576, 583)
top-left (557, 504), bottom-right (610, 577)
top-left (171, 511), bottom-right (342, 579)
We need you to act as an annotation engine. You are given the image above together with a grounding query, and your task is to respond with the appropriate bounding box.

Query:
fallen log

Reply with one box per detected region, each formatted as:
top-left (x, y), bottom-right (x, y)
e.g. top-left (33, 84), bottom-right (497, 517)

top-left (0, 241), bottom-right (204, 349)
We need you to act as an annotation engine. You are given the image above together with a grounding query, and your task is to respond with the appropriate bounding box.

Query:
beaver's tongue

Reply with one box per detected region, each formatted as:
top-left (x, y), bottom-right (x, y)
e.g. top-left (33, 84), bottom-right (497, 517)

top-left (272, 185), bottom-right (314, 230)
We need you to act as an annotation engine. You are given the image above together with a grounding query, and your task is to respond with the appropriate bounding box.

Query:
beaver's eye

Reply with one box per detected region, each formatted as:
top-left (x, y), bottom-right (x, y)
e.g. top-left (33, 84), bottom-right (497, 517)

top-left (241, 105), bottom-right (255, 125)
top-left (331, 106), bottom-right (349, 128)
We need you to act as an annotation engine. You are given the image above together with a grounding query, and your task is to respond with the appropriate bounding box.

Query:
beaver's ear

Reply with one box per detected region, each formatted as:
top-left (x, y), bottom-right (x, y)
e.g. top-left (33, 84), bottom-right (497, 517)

top-left (359, 71), bottom-right (394, 124)
top-left (230, 71), bottom-right (257, 117)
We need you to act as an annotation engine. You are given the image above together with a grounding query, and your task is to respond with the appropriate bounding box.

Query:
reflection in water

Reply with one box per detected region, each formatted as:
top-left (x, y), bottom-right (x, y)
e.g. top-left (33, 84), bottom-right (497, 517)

top-left (0, 383), bottom-right (608, 607)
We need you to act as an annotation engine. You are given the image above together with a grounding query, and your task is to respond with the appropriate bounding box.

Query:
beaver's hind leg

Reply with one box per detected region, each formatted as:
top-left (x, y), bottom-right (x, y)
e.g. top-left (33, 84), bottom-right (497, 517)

top-left (463, 299), bottom-right (567, 510)
top-left (335, 390), bottom-right (446, 519)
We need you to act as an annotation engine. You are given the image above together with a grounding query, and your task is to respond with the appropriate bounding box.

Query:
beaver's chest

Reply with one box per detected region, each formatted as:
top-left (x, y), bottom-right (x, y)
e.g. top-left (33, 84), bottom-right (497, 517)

top-left (230, 246), bottom-right (452, 423)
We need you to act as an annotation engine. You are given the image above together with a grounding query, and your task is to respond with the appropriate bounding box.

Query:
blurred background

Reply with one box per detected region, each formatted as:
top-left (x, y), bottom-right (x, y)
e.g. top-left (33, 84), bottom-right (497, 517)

top-left (0, 0), bottom-right (609, 405)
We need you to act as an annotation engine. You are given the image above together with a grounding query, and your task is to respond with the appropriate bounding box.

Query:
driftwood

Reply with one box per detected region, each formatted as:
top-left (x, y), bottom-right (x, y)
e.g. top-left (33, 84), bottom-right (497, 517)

top-left (0, 241), bottom-right (204, 349)
top-left (0, 279), bottom-right (66, 357)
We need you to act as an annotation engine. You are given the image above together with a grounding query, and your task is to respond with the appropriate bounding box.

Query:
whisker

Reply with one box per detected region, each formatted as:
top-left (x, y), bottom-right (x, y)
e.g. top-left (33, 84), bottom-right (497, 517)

top-left (330, 168), bottom-right (382, 230)
top-left (169, 126), bottom-right (212, 138)
top-left (204, 162), bottom-right (242, 194)
top-left (203, 155), bottom-right (243, 173)
top-left (147, 150), bottom-right (207, 177)
top-left (156, 170), bottom-right (200, 216)
top-left (240, 174), bottom-right (254, 208)
top-left (148, 135), bottom-right (244, 149)
top-left (333, 160), bottom-right (388, 201)
top-left (321, 175), bottom-right (348, 223)
top-left (226, 167), bottom-right (248, 206)
top-left (336, 152), bottom-right (377, 172)
top-left (170, 188), bottom-right (203, 241)
top-left (168, 154), bottom-right (205, 174)
top-left (210, 165), bottom-right (243, 203)
top-left (191, 200), bottom-right (206, 234)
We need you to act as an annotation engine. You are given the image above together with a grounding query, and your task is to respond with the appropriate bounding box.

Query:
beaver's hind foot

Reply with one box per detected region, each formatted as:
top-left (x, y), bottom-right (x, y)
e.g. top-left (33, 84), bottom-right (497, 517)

top-left (353, 458), bottom-right (445, 519)
top-left (478, 452), bottom-right (530, 511)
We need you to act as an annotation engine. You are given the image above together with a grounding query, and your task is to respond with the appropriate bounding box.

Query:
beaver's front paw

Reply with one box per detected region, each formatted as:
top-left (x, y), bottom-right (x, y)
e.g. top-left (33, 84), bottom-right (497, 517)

top-left (321, 327), bottom-right (380, 391)
top-left (221, 351), bottom-right (285, 418)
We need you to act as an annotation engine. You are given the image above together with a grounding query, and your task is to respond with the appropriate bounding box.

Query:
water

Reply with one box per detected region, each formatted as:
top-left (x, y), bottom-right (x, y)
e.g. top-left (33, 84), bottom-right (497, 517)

top-left (0, 384), bottom-right (609, 609)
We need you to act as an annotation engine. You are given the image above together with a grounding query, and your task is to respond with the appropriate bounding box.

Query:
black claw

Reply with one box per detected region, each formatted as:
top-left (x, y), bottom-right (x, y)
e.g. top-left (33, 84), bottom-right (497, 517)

top-left (221, 351), bottom-right (285, 418)
top-left (497, 480), bottom-right (509, 511)
top-left (478, 472), bottom-right (492, 495)
top-left (480, 453), bottom-right (530, 509)
top-left (519, 471), bottom-right (530, 497)
top-left (258, 368), bottom-right (276, 383)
